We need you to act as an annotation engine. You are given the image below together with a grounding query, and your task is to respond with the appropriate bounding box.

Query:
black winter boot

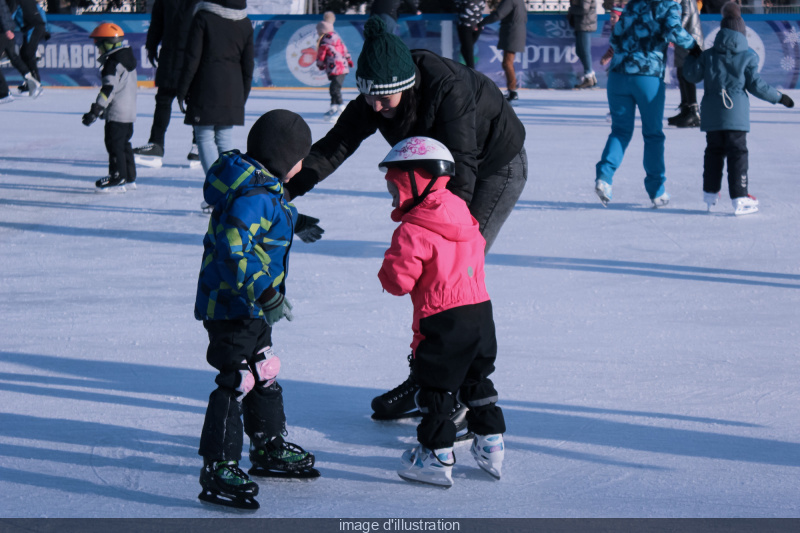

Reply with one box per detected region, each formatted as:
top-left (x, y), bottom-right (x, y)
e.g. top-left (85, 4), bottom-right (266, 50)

top-left (672, 104), bottom-right (701, 128)
top-left (371, 354), bottom-right (420, 419)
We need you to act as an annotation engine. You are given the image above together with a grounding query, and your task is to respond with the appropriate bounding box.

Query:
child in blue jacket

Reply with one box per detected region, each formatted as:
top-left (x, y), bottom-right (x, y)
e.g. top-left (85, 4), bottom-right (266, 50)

top-left (683, 2), bottom-right (794, 215)
top-left (194, 110), bottom-right (322, 510)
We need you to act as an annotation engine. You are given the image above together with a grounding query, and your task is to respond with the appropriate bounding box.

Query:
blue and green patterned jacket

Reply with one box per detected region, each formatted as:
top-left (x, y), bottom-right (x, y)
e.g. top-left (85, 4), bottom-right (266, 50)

top-left (609, 0), bottom-right (696, 78)
top-left (194, 150), bottom-right (298, 321)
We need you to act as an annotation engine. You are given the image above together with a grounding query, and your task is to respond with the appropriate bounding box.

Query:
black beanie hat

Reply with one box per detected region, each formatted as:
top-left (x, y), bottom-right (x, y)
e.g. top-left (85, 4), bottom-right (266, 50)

top-left (247, 110), bottom-right (312, 179)
top-left (355, 16), bottom-right (416, 96)
top-left (720, 2), bottom-right (747, 35)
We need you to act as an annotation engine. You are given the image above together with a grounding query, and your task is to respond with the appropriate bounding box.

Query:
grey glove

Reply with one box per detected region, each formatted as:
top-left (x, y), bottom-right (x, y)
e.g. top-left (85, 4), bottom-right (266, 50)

top-left (294, 214), bottom-right (325, 243)
top-left (258, 290), bottom-right (294, 326)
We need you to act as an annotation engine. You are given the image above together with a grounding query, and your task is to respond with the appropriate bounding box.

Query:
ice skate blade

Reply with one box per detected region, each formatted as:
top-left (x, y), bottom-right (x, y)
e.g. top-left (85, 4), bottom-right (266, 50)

top-left (734, 206), bottom-right (758, 216)
top-left (134, 155), bottom-right (163, 169)
top-left (397, 470), bottom-right (453, 488)
top-left (198, 490), bottom-right (259, 511)
top-left (455, 430), bottom-right (475, 443)
top-left (249, 466), bottom-right (321, 479)
top-left (96, 185), bottom-right (126, 193)
top-left (474, 460), bottom-right (501, 480)
top-left (371, 409), bottom-right (421, 421)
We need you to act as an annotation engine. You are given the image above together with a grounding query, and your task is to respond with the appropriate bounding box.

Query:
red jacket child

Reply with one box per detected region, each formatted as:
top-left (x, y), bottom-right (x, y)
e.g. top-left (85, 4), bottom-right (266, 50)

top-left (315, 24), bottom-right (353, 77)
top-left (377, 137), bottom-right (506, 488)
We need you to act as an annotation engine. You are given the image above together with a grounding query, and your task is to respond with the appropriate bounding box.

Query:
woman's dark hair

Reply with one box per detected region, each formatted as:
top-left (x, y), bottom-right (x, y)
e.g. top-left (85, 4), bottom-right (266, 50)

top-left (393, 87), bottom-right (418, 137)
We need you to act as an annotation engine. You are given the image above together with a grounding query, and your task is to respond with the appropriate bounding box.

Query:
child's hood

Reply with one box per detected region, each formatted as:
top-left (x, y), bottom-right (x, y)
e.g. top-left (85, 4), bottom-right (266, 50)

top-left (713, 28), bottom-right (749, 55)
top-left (202, 150), bottom-right (282, 208)
top-left (101, 46), bottom-right (136, 72)
top-left (400, 189), bottom-right (480, 243)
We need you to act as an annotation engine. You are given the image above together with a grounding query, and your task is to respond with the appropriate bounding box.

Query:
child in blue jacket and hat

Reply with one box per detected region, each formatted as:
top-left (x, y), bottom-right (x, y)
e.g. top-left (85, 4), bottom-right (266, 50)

top-left (683, 2), bottom-right (794, 215)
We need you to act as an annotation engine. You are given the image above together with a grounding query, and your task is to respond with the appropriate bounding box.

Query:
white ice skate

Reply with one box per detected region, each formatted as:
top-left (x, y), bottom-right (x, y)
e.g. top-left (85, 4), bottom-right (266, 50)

top-left (704, 191), bottom-right (720, 211)
top-left (652, 192), bottom-right (670, 208)
top-left (323, 105), bottom-right (341, 123)
top-left (595, 179), bottom-right (612, 206)
top-left (470, 433), bottom-right (504, 480)
top-left (732, 195), bottom-right (758, 216)
top-left (397, 444), bottom-right (454, 488)
top-left (188, 143), bottom-right (202, 169)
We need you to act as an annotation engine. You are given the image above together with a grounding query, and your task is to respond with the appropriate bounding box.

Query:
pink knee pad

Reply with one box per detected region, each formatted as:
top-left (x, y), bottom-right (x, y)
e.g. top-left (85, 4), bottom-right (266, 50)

top-left (255, 347), bottom-right (281, 387)
top-left (236, 368), bottom-right (255, 398)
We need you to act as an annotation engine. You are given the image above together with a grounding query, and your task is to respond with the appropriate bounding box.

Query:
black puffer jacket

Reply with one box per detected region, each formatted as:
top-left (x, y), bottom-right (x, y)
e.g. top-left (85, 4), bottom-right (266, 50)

top-left (147, 0), bottom-right (198, 90)
top-left (177, 1), bottom-right (254, 127)
top-left (286, 49), bottom-right (526, 204)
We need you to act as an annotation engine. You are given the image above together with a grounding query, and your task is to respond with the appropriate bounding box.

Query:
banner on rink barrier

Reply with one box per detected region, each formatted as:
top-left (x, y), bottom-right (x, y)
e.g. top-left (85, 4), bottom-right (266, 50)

top-left (2, 14), bottom-right (798, 90)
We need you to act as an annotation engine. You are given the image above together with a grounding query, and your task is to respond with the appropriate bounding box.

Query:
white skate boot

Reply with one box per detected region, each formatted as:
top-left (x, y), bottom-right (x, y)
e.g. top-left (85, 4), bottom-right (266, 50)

top-left (470, 433), bottom-right (504, 480)
top-left (732, 194), bottom-right (758, 216)
top-left (595, 179), bottom-right (612, 206)
top-left (652, 192), bottom-right (670, 208)
top-left (704, 191), bottom-right (720, 211)
top-left (397, 444), bottom-right (454, 488)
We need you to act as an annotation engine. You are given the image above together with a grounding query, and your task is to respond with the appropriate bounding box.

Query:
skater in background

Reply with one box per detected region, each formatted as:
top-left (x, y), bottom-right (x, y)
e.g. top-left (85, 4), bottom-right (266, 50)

top-left (378, 137), bottom-right (506, 488)
top-left (133, 0), bottom-right (201, 169)
top-left (194, 110), bottom-right (320, 511)
top-left (315, 13), bottom-right (353, 123)
top-left (177, 0), bottom-right (253, 179)
top-left (369, 0), bottom-right (421, 35)
top-left (81, 23), bottom-right (137, 192)
top-left (599, 3), bottom-right (622, 68)
top-left (10, 0), bottom-right (47, 96)
top-left (476, 0), bottom-right (527, 102)
top-left (0, 0), bottom-right (41, 102)
top-left (666, 0), bottom-right (704, 128)
top-left (682, 1), bottom-right (794, 216)
top-left (454, 0), bottom-right (485, 69)
top-left (282, 16), bottom-right (526, 424)
top-left (568, 0), bottom-right (598, 89)
top-left (594, 0), bottom-right (696, 208)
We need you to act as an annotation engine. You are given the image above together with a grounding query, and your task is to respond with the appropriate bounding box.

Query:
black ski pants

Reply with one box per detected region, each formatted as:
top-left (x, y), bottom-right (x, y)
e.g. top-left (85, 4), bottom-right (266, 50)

top-left (199, 319), bottom-right (286, 461)
top-left (413, 300), bottom-right (506, 451)
top-left (328, 74), bottom-right (345, 106)
top-left (457, 24), bottom-right (483, 70)
top-left (104, 121), bottom-right (136, 183)
top-left (703, 130), bottom-right (749, 199)
top-left (0, 31), bottom-right (31, 95)
top-left (20, 25), bottom-right (45, 81)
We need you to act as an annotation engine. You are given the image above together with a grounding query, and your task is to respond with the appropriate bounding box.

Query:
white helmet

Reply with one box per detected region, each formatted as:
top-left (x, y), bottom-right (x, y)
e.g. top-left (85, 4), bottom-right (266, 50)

top-left (378, 136), bottom-right (455, 178)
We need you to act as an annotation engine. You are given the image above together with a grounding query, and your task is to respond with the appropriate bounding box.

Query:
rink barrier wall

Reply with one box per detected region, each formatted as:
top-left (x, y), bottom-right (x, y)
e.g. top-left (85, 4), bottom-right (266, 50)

top-left (2, 14), bottom-right (799, 90)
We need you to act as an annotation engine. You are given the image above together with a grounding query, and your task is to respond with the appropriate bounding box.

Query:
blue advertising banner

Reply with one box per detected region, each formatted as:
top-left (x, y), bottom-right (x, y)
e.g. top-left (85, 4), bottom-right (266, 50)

top-left (2, 14), bottom-right (799, 90)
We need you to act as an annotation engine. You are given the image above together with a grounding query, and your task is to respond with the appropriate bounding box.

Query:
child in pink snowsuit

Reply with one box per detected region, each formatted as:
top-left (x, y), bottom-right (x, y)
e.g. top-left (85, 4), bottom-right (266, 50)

top-left (316, 17), bottom-right (353, 122)
top-left (377, 136), bottom-right (506, 488)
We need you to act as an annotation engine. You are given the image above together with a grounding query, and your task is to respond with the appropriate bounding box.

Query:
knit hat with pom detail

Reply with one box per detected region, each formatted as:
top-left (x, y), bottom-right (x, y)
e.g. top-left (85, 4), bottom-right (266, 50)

top-left (720, 2), bottom-right (746, 35)
top-left (247, 110), bottom-right (312, 179)
top-left (355, 16), bottom-right (416, 96)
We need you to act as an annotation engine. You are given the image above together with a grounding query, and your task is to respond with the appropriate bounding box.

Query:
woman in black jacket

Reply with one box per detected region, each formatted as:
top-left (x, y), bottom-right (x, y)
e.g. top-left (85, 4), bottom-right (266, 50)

top-left (177, 0), bottom-right (254, 175)
top-left (285, 16), bottom-right (527, 421)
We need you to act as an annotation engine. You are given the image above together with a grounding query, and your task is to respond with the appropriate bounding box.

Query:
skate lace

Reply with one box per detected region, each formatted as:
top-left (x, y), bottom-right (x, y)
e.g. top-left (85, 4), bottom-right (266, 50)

top-left (216, 461), bottom-right (250, 483)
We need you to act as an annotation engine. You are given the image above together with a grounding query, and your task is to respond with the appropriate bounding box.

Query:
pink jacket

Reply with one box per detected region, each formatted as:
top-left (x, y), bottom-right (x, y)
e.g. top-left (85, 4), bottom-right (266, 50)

top-left (378, 188), bottom-right (490, 352)
top-left (316, 31), bottom-right (353, 77)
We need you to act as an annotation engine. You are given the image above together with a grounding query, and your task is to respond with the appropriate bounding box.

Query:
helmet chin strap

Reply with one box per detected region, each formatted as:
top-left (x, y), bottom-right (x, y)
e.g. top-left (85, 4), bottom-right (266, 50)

top-left (407, 169), bottom-right (439, 209)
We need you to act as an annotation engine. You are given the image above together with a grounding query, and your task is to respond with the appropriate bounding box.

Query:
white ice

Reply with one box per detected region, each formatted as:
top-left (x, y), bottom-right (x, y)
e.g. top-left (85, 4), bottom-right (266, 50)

top-left (0, 86), bottom-right (799, 518)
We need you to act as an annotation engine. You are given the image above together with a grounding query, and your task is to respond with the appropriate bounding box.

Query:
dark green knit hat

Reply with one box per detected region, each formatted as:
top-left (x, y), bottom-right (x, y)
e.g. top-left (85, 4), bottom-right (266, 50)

top-left (356, 16), bottom-right (416, 96)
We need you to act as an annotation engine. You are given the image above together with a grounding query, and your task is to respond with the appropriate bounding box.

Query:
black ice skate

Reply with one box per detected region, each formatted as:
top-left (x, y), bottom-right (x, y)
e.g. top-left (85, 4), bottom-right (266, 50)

top-left (198, 459), bottom-right (259, 511)
top-left (668, 104), bottom-right (700, 128)
top-left (248, 435), bottom-right (320, 479)
top-left (95, 173), bottom-right (126, 193)
top-left (371, 354), bottom-right (421, 420)
top-left (187, 143), bottom-right (202, 169)
top-left (133, 143), bottom-right (164, 168)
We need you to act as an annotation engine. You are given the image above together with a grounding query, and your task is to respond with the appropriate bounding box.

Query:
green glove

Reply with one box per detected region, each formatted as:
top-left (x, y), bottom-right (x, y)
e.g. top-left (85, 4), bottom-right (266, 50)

top-left (258, 290), bottom-right (293, 326)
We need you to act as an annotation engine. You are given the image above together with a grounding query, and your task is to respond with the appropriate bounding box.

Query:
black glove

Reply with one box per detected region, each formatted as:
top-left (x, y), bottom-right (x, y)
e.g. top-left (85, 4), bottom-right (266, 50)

top-left (294, 214), bottom-right (324, 243)
top-left (44, 31), bottom-right (51, 41)
top-left (780, 93), bottom-right (794, 108)
top-left (689, 42), bottom-right (702, 57)
top-left (178, 97), bottom-right (186, 114)
top-left (147, 47), bottom-right (158, 68)
top-left (82, 103), bottom-right (104, 126)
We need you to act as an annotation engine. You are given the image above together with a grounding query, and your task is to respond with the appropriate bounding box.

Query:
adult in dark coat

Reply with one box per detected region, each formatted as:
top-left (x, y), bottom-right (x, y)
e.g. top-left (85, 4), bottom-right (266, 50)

top-left (477, 0), bottom-right (528, 101)
top-left (0, 0), bottom-right (40, 100)
top-left (133, 0), bottom-right (200, 167)
top-left (177, 0), bottom-right (254, 175)
top-left (285, 17), bottom-right (528, 422)
top-left (454, 0), bottom-right (485, 69)
top-left (9, 0), bottom-right (45, 87)
top-left (568, 0), bottom-right (598, 88)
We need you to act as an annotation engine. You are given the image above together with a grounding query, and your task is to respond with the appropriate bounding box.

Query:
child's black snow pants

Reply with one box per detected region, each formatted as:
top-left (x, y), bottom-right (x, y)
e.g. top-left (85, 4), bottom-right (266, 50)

top-left (199, 319), bottom-right (286, 462)
top-left (104, 120), bottom-right (136, 183)
top-left (704, 130), bottom-right (749, 199)
top-left (413, 300), bottom-right (506, 451)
